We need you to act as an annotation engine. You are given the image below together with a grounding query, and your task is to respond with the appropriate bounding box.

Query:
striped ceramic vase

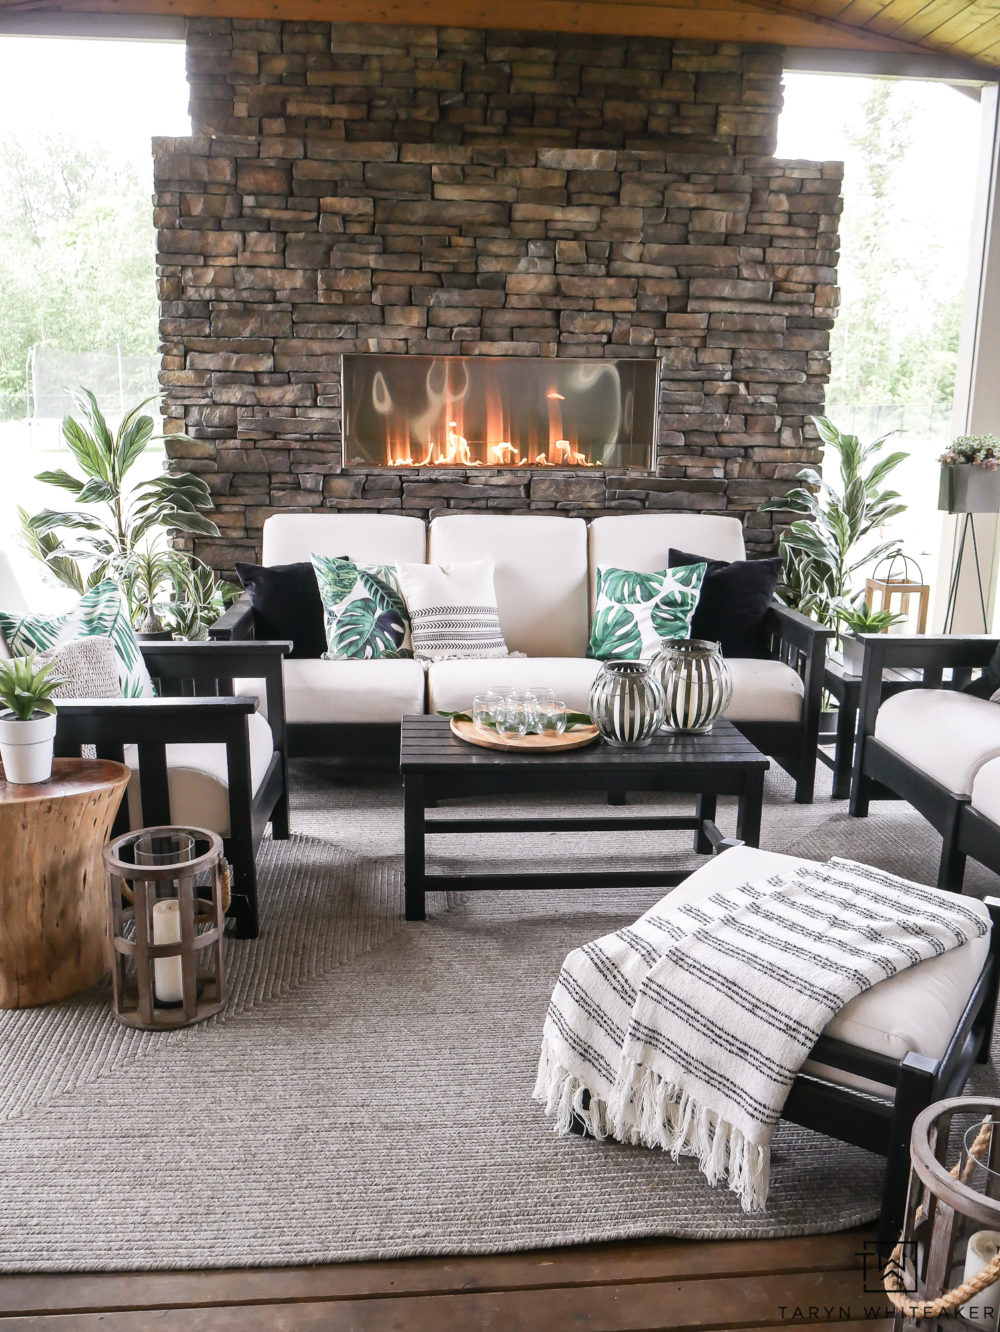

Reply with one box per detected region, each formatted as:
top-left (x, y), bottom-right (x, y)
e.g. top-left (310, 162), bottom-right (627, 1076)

top-left (589, 661), bottom-right (665, 747)
top-left (650, 638), bottom-right (733, 735)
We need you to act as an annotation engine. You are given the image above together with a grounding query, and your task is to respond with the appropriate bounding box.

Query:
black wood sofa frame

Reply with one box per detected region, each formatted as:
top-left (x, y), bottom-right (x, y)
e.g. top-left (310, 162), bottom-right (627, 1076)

top-left (848, 633), bottom-right (1000, 891)
top-left (211, 598), bottom-right (833, 803)
top-left (53, 640), bottom-right (290, 940)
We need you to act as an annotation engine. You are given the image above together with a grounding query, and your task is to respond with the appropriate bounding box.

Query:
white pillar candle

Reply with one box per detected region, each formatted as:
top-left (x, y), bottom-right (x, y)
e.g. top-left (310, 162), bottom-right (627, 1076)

top-left (961, 1230), bottom-right (1000, 1329)
top-left (152, 899), bottom-right (184, 1005)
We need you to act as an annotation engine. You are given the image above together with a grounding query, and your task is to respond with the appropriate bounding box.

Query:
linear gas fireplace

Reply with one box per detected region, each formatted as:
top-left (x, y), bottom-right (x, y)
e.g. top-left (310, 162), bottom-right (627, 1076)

top-left (341, 354), bottom-right (658, 470)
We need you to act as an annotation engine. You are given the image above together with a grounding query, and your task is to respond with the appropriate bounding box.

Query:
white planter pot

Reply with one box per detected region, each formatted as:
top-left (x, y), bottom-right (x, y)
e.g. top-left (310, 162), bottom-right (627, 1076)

top-left (0, 712), bottom-right (57, 784)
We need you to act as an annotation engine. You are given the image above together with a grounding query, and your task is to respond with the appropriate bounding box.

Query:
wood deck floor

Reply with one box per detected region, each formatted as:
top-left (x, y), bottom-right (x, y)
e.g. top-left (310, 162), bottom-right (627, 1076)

top-left (0, 1229), bottom-right (894, 1329)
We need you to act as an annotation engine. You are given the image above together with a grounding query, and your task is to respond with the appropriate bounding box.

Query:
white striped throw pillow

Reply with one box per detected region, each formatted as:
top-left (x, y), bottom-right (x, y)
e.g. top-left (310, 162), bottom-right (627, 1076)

top-left (394, 558), bottom-right (509, 662)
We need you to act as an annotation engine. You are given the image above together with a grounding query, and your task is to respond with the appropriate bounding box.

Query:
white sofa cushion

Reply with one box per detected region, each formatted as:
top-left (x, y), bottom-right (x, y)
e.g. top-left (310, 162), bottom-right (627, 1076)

top-left (724, 658), bottom-right (804, 724)
top-left (262, 513), bottom-right (427, 566)
top-left (266, 658), bottom-right (426, 725)
top-left (659, 845), bottom-right (991, 1095)
top-left (588, 515), bottom-right (746, 608)
top-left (428, 657), bottom-right (603, 714)
top-left (428, 514), bottom-right (589, 658)
top-left (875, 689), bottom-right (1000, 797)
top-left (124, 708), bottom-right (274, 839)
top-left (971, 754), bottom-right (1000, 824)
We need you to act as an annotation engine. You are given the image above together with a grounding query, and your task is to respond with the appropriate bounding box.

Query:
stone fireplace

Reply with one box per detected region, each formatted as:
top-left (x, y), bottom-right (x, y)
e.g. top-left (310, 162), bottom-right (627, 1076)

top-left (155, 20), bottom-right (842, 573)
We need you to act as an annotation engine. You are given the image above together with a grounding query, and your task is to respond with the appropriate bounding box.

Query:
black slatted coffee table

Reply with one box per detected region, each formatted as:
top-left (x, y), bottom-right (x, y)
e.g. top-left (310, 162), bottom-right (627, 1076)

top-left (400, 715), bottom-right (769, 921)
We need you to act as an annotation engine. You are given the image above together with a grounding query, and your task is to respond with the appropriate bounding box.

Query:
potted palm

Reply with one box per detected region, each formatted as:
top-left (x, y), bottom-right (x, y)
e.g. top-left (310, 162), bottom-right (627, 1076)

top-left (833, 601), bottom-right (907, 675)
top-left (759, 416), bottom-right (909, 628)
top-left (938, 434), bottom-right (1000, 513)
top-left (20, 388), bottom-right (222, 634)
top-left (0, 653), bottom-right (69, 784)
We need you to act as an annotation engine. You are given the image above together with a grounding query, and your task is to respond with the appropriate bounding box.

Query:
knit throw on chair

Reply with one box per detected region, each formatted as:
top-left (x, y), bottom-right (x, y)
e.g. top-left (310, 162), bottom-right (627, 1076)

top-left (533, 858), bottom-right (987, 1212)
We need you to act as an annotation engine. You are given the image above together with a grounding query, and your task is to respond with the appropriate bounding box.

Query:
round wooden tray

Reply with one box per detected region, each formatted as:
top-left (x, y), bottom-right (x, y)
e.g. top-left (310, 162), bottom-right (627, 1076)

top-left (450, 717), bottom-right (600, 753)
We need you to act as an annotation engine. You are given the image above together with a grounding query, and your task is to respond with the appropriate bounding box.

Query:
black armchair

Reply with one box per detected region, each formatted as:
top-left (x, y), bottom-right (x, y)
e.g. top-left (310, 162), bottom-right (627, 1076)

top-left (849, 632), bottom-right (1000, 891)
top-left (54, 639), bottom-right (291, 939)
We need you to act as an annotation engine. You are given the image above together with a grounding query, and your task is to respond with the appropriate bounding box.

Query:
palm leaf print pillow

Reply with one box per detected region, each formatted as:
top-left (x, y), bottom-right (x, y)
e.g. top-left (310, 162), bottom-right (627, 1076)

top-left (586, 561), bottom-right (706, 661)
top-left (0, 579), bottom-right (154, 697)
top-left (311, 554), bottom-right (413, 660)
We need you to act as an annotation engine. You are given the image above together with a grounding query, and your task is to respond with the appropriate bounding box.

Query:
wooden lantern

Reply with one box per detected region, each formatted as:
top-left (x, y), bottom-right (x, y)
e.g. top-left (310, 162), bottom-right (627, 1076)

top-left (103, 825), bottom-right (228, 1030)
top-left (865, 552), bottom-right (930, 635)
top-left (884, 1096), bottom-right (1000, 1329)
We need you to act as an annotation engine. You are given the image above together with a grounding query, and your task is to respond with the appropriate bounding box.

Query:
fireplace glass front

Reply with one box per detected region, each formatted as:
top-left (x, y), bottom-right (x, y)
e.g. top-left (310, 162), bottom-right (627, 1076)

top-left (341, 353), bottom-right (657, 469)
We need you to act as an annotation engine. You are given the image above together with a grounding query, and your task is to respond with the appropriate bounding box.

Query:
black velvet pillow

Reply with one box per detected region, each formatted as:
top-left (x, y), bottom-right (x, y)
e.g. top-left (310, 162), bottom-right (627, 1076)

top-left (233, 560), bottom-right (328, 660)
top-left (667, 548), bottom-right (782, 659)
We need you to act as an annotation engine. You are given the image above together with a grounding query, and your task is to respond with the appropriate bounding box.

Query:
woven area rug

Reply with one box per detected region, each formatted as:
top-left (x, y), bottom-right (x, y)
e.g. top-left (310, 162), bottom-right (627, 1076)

top-left (1, 768), bottom-right (997, 1272)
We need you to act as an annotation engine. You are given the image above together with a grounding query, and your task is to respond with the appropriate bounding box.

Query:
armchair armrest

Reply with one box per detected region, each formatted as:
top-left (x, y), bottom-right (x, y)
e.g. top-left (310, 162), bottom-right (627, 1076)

top-left (138, 639), bottom-right (291, 763)
top-left (210, 593), bottom-right (256, 641)
top-left (54, 695), bottom-right (259, 830)
top-left (765, 603), bottom-right (835, 651)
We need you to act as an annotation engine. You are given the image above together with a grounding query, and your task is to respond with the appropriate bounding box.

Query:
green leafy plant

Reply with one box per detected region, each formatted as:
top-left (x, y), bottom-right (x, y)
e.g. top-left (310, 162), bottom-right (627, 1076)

top-left (759, 416), bottom-right (908, 628)
top-left (938, 434), bottom-right (1000, 468)
top-left (21, 388), bottom-right (221, 628)
top-left (834, 599), bottom-right (907, 635)
top-left (0, 653), bottom-right (69, 721)
top-left (162, 562), bottom-right (240, 643)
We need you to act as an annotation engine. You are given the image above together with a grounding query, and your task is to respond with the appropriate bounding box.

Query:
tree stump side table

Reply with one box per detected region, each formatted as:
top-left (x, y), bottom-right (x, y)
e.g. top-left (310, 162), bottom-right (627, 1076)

top-left (0, 758), bottom-right (130, 1008)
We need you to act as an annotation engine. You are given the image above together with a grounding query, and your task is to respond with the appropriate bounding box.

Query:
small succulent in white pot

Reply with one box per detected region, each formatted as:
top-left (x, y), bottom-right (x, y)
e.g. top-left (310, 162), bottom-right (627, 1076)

top-left (0, 653), bottom-right (69, 784)
top-left (833, 601), bottom-right (907, 676)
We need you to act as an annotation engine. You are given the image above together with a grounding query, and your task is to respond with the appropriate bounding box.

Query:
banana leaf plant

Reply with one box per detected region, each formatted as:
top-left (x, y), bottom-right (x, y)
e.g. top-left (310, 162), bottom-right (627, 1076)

top-left (759, 416), bottom-right (909, 630)
top-left (20, 389), bottom-right (221, 631)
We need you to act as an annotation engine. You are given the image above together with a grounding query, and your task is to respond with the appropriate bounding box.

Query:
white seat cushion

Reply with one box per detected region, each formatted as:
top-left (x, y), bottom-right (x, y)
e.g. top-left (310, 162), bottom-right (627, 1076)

top-left (875, 689), bottom-right (1000, 797)
top-left (657, 845), bottom-right (991, 1096)
top-left (971, 754), bottom-right (1000, 823)
top-left (428, 514), bottom-right (589, 658)
top-left (587, 515), bottom-right (746, 609)
top-left (278, 658), bottom-right (426, 724)
top-left (428, 657), bottom-right (603, 714)
top-left (125, 709), bottom-right (274, 838)
top-left (724, 658), bottom-right (804, 724)
top-left (262, 513), bottom-right (427, 565)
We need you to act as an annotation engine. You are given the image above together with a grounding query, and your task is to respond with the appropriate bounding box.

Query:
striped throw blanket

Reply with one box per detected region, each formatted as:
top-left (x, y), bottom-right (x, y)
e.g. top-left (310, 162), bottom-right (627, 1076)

top-left (533, 857), bottom-right (987, 1211)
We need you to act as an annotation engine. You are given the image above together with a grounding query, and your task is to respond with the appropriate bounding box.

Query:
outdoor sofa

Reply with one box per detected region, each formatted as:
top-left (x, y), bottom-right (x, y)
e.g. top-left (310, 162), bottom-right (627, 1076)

top-left (212, 512), bottom-right (832, 802)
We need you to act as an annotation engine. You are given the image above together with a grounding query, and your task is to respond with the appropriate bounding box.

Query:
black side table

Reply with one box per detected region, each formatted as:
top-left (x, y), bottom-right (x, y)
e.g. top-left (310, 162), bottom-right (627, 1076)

top-left (820, 655), bottom-right (925, 800)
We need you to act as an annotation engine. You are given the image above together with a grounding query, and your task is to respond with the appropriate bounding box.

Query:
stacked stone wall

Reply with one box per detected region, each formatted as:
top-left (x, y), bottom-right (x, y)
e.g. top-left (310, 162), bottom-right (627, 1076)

top-left (157, 21), bottom-right (842, 570)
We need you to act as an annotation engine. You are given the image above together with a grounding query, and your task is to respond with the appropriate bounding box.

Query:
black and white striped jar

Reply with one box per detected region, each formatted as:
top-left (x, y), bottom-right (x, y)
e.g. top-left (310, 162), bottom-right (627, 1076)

top-left (650, 638), bottom-right (733, 734)
top-left (589, 661), bottom-right (665, 747)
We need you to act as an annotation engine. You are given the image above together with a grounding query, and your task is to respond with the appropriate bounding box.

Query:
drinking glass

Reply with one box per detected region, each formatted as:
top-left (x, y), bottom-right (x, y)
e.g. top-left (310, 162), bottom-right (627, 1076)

top-left (506, 689), bottom-right (539, 730)
top-left (495, 696), bottom-right (529, 740)
top-left (536, 698), bottom-right (568, 736)
top-left (472, 691), bottom-right (502, 729)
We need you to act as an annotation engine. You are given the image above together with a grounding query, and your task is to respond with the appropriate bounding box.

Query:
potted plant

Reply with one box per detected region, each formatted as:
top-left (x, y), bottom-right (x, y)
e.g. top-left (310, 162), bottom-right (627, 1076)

top-left (833, 601), bottom-right (907, 675)
top-left (0, 653), bottom-right (69, 784)
top-left (19, 388), bottom-right (221, 634)
top-left (760, 416), bottom-right (909, 629)
top-left (938, 434), bottom-right (1000, 513)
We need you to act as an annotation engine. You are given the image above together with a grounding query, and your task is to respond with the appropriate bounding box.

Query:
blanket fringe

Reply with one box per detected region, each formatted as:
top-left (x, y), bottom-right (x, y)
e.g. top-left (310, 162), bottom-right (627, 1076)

top-left (532, 1038), bottom-right (611, 1140)
top-left (607, 1058), bottom-right (770, 1213)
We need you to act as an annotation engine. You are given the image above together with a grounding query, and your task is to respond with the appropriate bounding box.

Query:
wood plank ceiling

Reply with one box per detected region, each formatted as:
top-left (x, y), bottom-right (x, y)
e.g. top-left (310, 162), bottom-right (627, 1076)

top-left (0, 0), bottom-right (997, 73)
